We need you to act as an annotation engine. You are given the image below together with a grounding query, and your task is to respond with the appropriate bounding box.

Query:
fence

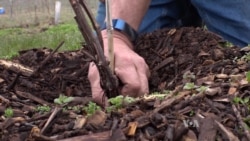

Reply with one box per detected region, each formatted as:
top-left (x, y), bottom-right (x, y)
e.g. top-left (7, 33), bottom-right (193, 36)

top-left (0, 0), bottom-right (99, 28)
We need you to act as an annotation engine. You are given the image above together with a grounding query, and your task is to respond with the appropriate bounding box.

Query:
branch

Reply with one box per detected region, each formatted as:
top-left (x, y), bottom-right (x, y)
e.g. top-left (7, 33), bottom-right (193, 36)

top-left (68, 0), bottom-right (118, 98)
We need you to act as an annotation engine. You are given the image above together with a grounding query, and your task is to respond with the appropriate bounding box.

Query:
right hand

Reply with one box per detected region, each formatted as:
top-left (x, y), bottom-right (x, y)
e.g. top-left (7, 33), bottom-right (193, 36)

top-left (88, 30), bottom-right (150, 106)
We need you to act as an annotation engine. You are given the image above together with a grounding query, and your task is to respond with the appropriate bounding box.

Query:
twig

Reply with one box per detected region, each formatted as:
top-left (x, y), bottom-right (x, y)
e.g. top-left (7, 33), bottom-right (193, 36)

top-left (232, 104), bottom-right (250, 140)
top-left (153, 91), bottom-right (190, 113)
top-left (58, 129), bottom-right (126, 141)
top-left (0, 60), bottom-right (33, 77)
top-left (15, 90), bottom-right (50, 106)
top-left (68, 0), bottom-right (118, 98)
top-left (41, 107), bottom-right (62, 134)
top-left (215, 120), bottom-right (240, 141)
top-left (79, 0), bottom-right (103, 48)
top-left (32, 133), bottom-right (56, 141)
top-left (32, 41), bottom-right (64, 75)
top-left (7, 73), bottom-right (20, 90)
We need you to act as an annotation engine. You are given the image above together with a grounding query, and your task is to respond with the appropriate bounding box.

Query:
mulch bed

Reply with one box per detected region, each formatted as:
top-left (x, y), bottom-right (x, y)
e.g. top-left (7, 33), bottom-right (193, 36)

top-left (0, 27), bottom-right (250, 141)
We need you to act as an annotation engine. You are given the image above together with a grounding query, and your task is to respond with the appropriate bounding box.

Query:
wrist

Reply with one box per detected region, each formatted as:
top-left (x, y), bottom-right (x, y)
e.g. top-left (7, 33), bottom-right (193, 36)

top-left (101, 19), bottom-right (138, 43)
top-left (101, 30), bottom-right (134, 50)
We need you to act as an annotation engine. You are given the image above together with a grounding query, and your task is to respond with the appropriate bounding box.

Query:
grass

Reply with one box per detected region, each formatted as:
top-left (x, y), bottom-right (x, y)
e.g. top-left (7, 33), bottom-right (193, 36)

top-left (0, 22), bottom-right (83, 59)
top-left (0, 0), bottom-right (99, 59)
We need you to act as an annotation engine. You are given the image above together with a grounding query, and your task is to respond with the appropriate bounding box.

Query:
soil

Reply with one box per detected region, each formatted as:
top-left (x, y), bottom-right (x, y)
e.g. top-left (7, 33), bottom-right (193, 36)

top-left (0, 27), bottom-right (250, 141)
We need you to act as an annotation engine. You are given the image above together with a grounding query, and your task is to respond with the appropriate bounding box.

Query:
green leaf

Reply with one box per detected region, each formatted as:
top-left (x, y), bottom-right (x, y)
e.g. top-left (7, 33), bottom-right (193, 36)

top-left (54, 99), bottom-right (62, 105)
top-left (4, 107), bottom-right (14, 118)
top-left (196, 86), bottom-right (208, 93)
top-left (183, 83), bottom-right (196, 90)
top-left (63, 97), bottom-right (74, 104)
top-left (83, 102), bottom-right (101, 116)
top-left (233, 97), bottom-right (241, 104)
top-left (109, 95), bottom-right (124, 108)
top-left (54, 95), bottom-right (73, 105)
top-left (246, 71), bottom-right (250, 83)
top-left (243, 97), bottom-right (249, 103)
top-left (124, 96), bottom-right (135, 104)
top-left (36, 105), bottom-right (51, 113)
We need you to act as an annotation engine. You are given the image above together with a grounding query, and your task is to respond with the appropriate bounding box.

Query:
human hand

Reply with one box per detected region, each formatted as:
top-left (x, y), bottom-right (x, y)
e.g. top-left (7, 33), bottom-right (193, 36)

top-left (88, 30), bottom-right (150, 106)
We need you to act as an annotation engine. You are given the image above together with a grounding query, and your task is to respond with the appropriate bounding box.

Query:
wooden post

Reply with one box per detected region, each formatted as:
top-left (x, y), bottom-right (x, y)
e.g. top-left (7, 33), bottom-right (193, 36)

top-left (54, 1), bottom-right (61, 25)
top-left (9, 0), bottom-right (13, 18)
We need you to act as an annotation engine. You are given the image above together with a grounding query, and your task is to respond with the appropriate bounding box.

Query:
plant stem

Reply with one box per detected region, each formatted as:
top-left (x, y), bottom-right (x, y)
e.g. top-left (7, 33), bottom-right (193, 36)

top-left (106, 0), bottom-right (114, 74)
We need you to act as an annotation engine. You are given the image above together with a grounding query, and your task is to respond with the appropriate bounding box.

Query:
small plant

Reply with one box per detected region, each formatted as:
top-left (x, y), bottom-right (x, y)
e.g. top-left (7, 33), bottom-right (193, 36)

top-left (189, 110), bottom-right (195, 117)
top-left (196, 86), bottom-right (208, 93)
top-left (108, 96), bottom-right (123, 109)
top-left (150, 92), bottom-right (169, 100)
top-left (4, 107), bottom-right (14, 118)
top-left (36, 105), bottom-right (51, 113)
top-left (183, 82), bottom-right (196, 90)
top-left (83, 102), bottom-right (101, 116)
top-left (246, 71), bottom-right (250, 83)
top-left (67, 105), bottom-right (81, 113)
top-left (233, 96), bottom-right (249, 105)
top-left (240, 52), bottom-right (250, 61)
top-left (108, 95), bottom-right (135, 110)
top-left (183, 71), bottom-right (196, 80)
top-left (162, 90), bottom-right (172, 95)
top-left (54, 95), bottom-right (74, 105)
top-left (220, 41), bottom-right (233, 48)
top-left (106, 95), bottom-right (135, 112)
top-left (106, 106), bottom-right (114, 113)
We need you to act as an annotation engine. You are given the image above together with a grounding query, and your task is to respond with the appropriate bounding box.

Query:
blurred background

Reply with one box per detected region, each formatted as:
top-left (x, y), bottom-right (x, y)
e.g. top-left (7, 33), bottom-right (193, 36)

top-left (0, 0), bottom-right (99, 28)
top-left (0, 0), bottom-right (100, 59)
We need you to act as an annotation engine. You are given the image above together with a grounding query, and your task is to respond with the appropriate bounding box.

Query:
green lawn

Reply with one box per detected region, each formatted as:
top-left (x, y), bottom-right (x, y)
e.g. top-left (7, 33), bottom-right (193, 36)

top-left (0, 23), bottom-right (83, 59)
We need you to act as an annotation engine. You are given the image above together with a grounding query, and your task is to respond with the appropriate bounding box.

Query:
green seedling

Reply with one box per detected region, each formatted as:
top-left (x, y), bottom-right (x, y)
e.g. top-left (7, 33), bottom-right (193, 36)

top-left (36, 105), bottom-right (51, 113)
top-left (54, 95), bottom-right (74, 105)
top-left (246, 71), bottom-right (250, 83)
top-left (67, 105), bottom-right (81, 113)
top-left (220, 41), bottom-right (233, 48)
top-left (4, 107), bottom-right (14, 118)
top-left (109, 96), bottom-right (123, 109)
top-left (83, 102), bottom-right (101, 116)
top-left (233, 97), bottom-right (249, 105)
top-left (189, 110), bottom-right (195, 117)
top-left (150, 92), bottom-right (169, 100)
top-left (240, 52), bottom-right (250, 61)
top-left (183, 82), bottom-right (196, 90)
top-left (183, 71), bottom-right (196, 80)
top-left (162, 90), bottom-right (172, 95)
top-left (106, 106), bottom-right (114, 113)
top-left (106, 95), bottom-right (136, 112)
top-left (108, 95), bottom-right (135, 110)
top-left (196, 86), bottom-right (208, 93)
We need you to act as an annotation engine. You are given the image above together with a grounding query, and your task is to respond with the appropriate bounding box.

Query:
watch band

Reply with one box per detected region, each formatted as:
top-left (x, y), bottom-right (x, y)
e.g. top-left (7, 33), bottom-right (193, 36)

top-left (101, 19), bottom-right (138, 42)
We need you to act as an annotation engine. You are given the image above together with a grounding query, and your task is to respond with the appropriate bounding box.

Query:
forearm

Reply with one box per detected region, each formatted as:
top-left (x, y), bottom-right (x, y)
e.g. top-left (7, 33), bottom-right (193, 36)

top-left (111, 0), bottom-right (151, 31)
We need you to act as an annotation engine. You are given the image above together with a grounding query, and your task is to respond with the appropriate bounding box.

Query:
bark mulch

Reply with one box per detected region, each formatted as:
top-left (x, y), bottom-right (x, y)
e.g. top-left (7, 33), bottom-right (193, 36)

top-left (0, 27), bottom-right (250, 141)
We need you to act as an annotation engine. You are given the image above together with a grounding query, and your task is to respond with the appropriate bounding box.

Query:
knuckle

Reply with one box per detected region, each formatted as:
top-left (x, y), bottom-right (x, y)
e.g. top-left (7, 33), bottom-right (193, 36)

top-left (129, 82), bottom-right (141, 92)
top-left (136, 56), bottom-right (146, 65)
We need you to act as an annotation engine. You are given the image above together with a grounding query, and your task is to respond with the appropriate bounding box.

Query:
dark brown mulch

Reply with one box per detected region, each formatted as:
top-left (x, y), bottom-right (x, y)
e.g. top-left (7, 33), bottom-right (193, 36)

top-left (0, 27), bottom-right (250, 141)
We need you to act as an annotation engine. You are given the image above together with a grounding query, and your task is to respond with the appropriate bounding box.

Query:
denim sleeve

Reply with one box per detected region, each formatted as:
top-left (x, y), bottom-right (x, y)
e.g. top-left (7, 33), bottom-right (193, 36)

top-left (96, 0), bottom-right (250, 47)
top-left (96, 0), bottom-right (182, 34)
top-left (191, 0), bottom-right (250, 47)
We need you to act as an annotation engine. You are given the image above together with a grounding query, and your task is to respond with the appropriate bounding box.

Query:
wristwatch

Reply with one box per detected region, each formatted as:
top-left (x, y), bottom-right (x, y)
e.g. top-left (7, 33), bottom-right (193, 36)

top-left (101, 19), bottom-right (138, 42)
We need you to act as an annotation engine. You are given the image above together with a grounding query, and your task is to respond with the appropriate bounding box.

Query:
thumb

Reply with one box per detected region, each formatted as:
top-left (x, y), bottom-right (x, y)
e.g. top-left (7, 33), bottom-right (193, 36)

top-left (88, 62), bottom-right (106, 106)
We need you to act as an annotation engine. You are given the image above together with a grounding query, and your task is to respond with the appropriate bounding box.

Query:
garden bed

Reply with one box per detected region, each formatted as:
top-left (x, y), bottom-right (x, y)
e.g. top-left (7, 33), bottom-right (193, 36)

top-left (0, 27), bottom-right (250, 141)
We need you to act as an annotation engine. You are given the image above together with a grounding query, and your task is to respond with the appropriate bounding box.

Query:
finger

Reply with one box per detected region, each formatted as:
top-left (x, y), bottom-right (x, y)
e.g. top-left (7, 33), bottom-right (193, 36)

top-left (115, 63), bottom-right (141, 97)
top-left (134, 58), bottom-right (150, 96)
top-left (88, 62), bottom-right (105, 105)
